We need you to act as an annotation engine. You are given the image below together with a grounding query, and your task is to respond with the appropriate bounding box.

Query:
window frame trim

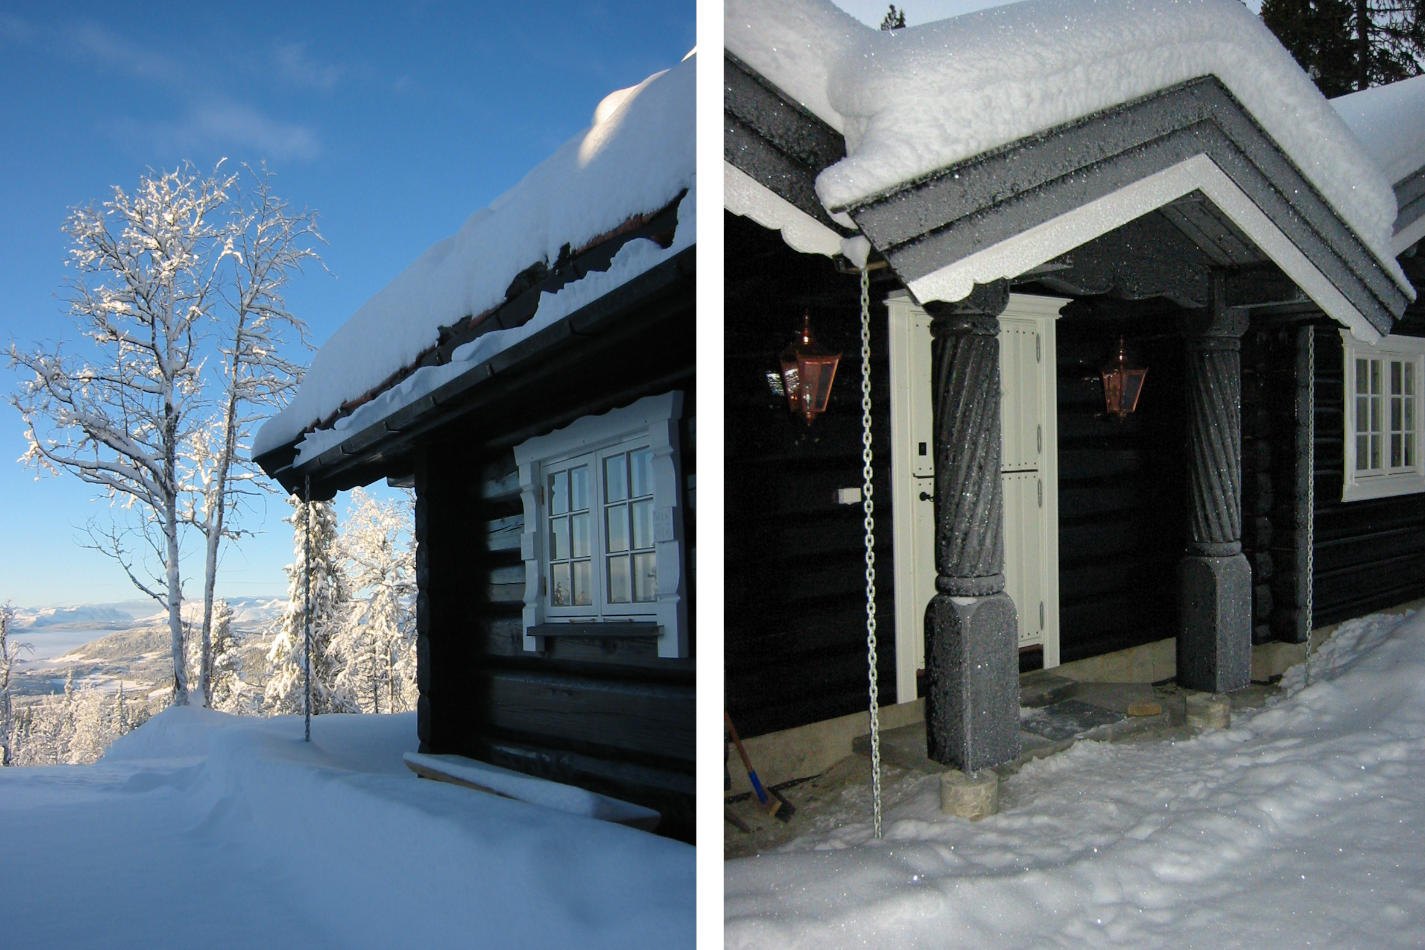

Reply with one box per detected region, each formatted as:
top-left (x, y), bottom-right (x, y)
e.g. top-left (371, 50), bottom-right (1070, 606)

top-left (1340, 330), bottom-right (1425, 502)
top-left (513, 392), bottom-right (687, 657)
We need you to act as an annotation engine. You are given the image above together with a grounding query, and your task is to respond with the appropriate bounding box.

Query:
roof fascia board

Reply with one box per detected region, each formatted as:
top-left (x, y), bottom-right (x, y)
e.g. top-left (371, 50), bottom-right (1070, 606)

top-left (901, 153), bottom-right (1383, 343)
top-left (841, 77), bottom-right (1408, 337)
top-left (724, 161), bottom-right (843, 257)
top-left (1393, 164), bottom-right (1425, 255)
top-left (724, 51), bottom-right (849, 235)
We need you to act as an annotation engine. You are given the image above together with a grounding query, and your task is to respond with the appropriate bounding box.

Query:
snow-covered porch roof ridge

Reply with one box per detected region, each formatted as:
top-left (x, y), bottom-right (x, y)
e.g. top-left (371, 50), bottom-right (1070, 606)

top-left (725, 0), bottom-right (1413, 339)
top-left (253, 53), bottom-right (696, 465)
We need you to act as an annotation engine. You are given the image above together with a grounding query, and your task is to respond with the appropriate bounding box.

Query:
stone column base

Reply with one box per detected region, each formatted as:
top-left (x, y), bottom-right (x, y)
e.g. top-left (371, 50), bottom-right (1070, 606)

top-left (925, 591), bottom-right (1021, 770)
top-left (1177, 553), bottom-right (1251, 693)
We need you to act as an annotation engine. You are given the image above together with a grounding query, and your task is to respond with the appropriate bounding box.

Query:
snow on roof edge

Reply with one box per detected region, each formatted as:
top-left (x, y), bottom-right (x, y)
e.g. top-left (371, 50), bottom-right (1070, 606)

top-left (285, 188), bottom-right (695, 469)
top-left (727, 0), bottom-right (1403, 289)
top-left (255, 55), bottom-right (696, 459)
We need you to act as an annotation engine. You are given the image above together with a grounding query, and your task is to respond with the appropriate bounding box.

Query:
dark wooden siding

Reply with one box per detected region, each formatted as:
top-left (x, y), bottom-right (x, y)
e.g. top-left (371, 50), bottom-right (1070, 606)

top-left (724, 215), bottom-right (896, 738)
top-left (1052, 309), bottom-right (1188, 662)
top-left (415, 401), bottom-right (696, 842)
top-left (1312, 323), bottom-right (1425, 626)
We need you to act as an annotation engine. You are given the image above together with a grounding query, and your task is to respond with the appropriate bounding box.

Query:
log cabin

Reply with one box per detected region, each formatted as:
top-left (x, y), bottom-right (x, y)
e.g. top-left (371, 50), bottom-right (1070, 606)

top-left (724, 0), bottom-right (1425, 773)
top-left (255, 55), bottom-right (696, 840)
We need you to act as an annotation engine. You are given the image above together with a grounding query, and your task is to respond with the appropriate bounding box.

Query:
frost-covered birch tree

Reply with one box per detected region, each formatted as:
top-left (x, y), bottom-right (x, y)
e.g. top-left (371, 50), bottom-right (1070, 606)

top-left (187, 165), bottom-right (320, 708)
top-left (10, 165), bottom-right (231, 706)
top-left (266, 496), bottom-right (349, 715)
top-left (333, 488), bottom-right (416, 714)
top-left (10, 162), bottom-right (321, 709)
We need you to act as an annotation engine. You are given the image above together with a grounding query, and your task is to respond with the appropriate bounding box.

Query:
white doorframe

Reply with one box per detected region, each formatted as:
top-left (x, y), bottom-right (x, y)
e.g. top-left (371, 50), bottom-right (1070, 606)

top-left (888, 293), bottom-right (1064, 704)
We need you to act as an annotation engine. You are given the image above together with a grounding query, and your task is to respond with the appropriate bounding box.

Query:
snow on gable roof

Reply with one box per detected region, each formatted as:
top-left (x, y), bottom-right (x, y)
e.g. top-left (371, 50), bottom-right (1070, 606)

top-left (1332, 74), bottom-right (1425, 255)
top-left (1334, 74), bottom-right (1425, 187)
top-left (254, 53), bottom-right (696, 461)
top-left (726, 0), bottom-right (1405, 299)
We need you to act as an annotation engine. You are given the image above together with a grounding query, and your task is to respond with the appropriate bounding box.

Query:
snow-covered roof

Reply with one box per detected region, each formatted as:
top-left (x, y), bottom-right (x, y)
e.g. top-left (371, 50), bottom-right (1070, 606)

top-left (1332, 74), bottom-right (1425, 255)
top-left (1333, 74), bottom-right (1425, 187)
top-left (255, 53), bottom-right (696, 463)
top-left (725, 0), bottom-right (1413, 334)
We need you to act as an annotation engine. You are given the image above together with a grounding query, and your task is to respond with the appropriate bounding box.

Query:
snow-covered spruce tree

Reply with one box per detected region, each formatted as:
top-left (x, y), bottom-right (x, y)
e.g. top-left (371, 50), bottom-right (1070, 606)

top-left (266, 496), bottom-right (350, 715)
top-left (880, 4), bottom-right (906, 31)
top-left (9, 164), bottom-right (231, 707)
top-left (68, 682), bottom-right (114, 765)
top-left (187, 164), bottom-right (320, 708)
top-left (207, 599), bottom-right (246, 711)
top-left (333, 488), bottom-right (416, 714)
top-left (0, 602), bottom-right (22, 766)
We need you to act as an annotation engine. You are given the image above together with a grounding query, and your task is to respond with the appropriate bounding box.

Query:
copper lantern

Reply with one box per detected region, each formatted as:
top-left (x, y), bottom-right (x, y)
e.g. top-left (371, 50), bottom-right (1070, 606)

top-left (780, 312), bottom-right (841, 425)
top-left (1102, 337), bottom-right (1147, 419)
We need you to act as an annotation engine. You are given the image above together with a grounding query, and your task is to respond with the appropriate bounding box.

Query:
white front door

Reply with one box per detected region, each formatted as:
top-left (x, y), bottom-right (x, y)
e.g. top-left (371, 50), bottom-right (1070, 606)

top-left (888, 293), bottom-right (1063, 704)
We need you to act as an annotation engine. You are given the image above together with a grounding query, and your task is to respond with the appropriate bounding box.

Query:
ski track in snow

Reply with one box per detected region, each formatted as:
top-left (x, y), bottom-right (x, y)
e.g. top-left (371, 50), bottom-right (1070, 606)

top-left (725, 610), bottom-right (1425, 948)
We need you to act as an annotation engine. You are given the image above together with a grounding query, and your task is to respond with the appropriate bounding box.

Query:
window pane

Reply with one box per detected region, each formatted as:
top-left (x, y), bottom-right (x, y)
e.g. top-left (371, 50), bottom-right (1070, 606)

top-left (1392, 360), bottom-right (1403, 395)
top-left (607, 503), bottom-right (629, 553)
top-left (632, 499), bottom-right (653, 549)
top-left (571, 512), bottom-right (590, 558)
top-left (1371, 434), bottom-right (1382, 469)
top-left (570, 464), bottom-right (590, 510)
top-left (572, 560), bottom-right (592, 606)
top-left (604, 454), bottom-right (627, 503)
top-left (550, 516), bottom-right (568, 560)
top-left (1408, 433), bottom-right (1416, 468)
top-left (550, 471), bottom-right (568, 515)
top-left (633, 552), bottom-right (656, 602)
top-left (1392, 398), bottom-right (1402, 431)
top-left (1392, 433), bottom-right (1403, 468)
top-left (607, 555), bottom-right (631, 604)
top-left (1407, 362), bottom-right (1416, 397)
top-left (630, 447), bottom-right (653, 497)
top-left (1357, 434), bottom-right (1370, 471)
top-left (1372, 360), bottom-right (1383, 396)
top-left (1357, 359), bottom-right (1370, 395)
top-left (1357, 397), bottom-right (1370, 434)
top-left (551, 563), bottom-right (571, 606)
top-left (1372, 396), bottom-right (1382, 433)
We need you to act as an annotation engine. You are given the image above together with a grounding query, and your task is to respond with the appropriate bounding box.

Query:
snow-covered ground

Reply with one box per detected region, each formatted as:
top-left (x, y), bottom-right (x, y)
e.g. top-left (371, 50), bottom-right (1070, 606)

top-left (725, 609), bottom-right (1425, 948)
top-left (0, 710), bottom-right (693, 948)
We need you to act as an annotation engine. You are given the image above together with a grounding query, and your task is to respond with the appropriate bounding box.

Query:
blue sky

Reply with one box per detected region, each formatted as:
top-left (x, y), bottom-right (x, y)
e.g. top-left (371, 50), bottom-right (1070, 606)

top-left (0, 1), bottom-right (694, 607)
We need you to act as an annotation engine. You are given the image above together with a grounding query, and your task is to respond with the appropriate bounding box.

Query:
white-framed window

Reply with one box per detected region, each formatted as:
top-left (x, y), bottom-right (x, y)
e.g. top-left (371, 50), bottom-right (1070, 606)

top-left (1341, 330), bottom-right (1425, 501)
top-left (513, 392), bottom-right (687, 657)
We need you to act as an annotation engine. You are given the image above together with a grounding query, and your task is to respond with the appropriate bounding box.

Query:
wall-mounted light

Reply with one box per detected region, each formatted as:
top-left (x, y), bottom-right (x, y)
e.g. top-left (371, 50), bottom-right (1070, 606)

top-left (1102, 337), bottom-right (1147, 419)
top-left (779, 313), bottom-right (841, 425)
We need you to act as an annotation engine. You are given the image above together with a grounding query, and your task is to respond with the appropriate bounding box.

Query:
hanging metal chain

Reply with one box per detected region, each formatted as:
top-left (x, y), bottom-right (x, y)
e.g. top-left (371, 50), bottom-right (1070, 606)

top-left (861, 266), bottom-right (883, 840)
top-left (1304, 326), bottom-right (1316, 684)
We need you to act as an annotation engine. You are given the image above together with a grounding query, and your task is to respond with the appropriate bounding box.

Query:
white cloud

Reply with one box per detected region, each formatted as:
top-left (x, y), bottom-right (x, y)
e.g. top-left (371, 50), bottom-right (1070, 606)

top-left (271, 41), bottom-right (343, 92)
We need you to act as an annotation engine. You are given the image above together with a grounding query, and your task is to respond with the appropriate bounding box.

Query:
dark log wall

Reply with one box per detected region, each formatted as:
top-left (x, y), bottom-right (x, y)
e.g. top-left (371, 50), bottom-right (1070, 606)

top-left (1312, 323), bottom-right (1425, 626)
top-left (1241, 324), bottom-right (1308, 643)
top-left (1053, 311), bottom-right (1188, 663)
top-left (415, 406), bottom-right (696, 842)
top-left (724, 214), bottom-right (896, 738)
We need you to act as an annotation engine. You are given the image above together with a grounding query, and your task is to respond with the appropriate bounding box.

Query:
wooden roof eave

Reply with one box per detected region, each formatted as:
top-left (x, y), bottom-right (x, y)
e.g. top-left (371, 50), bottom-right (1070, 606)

top-left (254, 245), bottom-right (695, 500)
top-left (835, 77), bottom-right (1410, 340)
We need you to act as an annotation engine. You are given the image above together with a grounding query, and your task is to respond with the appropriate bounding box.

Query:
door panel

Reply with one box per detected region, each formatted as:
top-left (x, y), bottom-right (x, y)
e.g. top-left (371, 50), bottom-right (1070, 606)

top-left (889, 294), bottom-right (1063, 703)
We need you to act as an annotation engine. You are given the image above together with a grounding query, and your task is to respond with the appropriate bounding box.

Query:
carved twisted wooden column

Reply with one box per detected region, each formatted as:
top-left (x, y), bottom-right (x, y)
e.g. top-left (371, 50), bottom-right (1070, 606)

top-left (1176, 293), bottom-right (1252, 693)
top-left (923, 282), bottom-right (1020, 771)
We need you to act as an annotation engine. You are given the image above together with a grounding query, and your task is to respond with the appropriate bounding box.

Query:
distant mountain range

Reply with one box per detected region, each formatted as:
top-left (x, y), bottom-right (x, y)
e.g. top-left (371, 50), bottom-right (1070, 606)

top-left (13, 597), bottom-right (286, 630)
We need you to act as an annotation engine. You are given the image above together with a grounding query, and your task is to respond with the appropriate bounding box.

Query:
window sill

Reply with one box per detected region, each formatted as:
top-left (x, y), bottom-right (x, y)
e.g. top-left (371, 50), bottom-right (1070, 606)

top-left (529, 622), bottom-right (661, 639)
